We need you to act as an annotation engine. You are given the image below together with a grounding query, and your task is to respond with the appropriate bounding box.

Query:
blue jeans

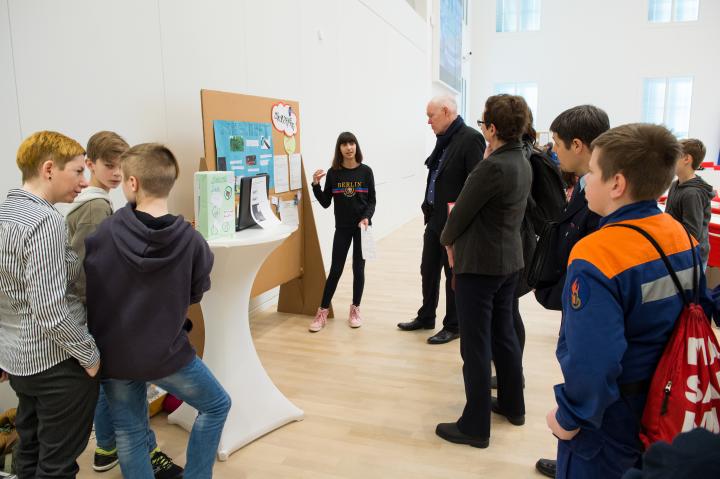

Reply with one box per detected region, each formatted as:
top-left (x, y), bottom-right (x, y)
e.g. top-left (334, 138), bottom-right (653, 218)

top-left (94, 383), bottom-right (158, 452)
top-left (103, 357), bottom-right (231, 479)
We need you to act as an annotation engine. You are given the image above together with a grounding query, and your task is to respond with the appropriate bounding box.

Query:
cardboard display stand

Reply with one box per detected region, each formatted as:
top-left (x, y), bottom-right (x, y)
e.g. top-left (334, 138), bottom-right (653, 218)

top-left (187, 89), bottom-right (332, 352)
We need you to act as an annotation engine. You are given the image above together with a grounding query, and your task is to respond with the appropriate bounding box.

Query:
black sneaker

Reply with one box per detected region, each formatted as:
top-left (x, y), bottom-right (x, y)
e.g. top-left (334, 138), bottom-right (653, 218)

top-left (150, 450), bottom-right (184, 479)
top-left (92, 447), bottom-right (119, 472)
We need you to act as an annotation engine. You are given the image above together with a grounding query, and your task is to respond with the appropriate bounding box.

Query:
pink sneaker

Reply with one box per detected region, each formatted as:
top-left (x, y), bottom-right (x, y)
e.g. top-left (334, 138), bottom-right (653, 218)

top-left (309, 308), bottom-right (329, 332)
top-left (349, 305), bottom-right (362, 328)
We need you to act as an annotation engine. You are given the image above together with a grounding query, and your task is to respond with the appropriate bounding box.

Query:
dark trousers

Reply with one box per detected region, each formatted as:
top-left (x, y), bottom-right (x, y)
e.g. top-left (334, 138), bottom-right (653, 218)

top-left (417, 226), bottom-right (457, 332)
top-left (454, 272), bottom-right (525, 438)
top-left (491, 293), bottom-right (526, 377)
top-left (513, 295), bottom-right (525, 353)
top-left (557, 396), bottom-right (644, 479)
top-left (320, 227), bottom-right (365, 308)
top-left (9, 358), bottom-right (99, 479)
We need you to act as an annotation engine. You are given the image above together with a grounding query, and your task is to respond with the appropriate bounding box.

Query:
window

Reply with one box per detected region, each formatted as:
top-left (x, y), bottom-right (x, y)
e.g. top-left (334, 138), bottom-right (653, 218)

top-left (439, 0), bottom-right (463, 92)
top-left (642, 77), bottom-right (693, 138)
top-left (496, 0), bottom-right (541, 32)
top-left (648, 0), bottom-right (699, 22)
top-left (494, 82), bottom-right (538, 120)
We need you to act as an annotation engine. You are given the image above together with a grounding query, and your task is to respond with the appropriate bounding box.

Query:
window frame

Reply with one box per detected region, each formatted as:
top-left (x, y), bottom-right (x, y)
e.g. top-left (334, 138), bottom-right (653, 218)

top-left (496, 0), bottom-right (541, 33)
top-left (642, 76), bottom-right (694, 138)
top-left (647, 0), bottom-right (700, 23)
top-left (493, 81), bottom-right (539, 120)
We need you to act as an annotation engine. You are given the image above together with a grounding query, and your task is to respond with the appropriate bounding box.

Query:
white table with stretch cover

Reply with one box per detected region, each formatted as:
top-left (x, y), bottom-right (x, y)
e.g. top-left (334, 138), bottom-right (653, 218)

top-left (167, 224), bottom-right (304, 460)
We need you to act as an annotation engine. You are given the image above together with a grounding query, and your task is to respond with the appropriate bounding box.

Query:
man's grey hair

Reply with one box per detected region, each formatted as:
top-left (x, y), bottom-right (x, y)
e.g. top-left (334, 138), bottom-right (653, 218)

top-left (428, 95), bottom-right (458, 114)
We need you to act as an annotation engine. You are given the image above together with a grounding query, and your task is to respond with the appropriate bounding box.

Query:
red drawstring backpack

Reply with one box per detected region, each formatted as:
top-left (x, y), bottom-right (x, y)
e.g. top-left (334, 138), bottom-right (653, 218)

top-left (610, 223), bottom-right (720, 448)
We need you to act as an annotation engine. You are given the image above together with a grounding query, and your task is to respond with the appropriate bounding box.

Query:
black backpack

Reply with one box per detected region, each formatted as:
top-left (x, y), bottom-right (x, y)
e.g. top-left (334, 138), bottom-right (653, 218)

top-left (516, 147), bottom-right (567, 296)
top-left (526, 147), bottom-right (566, 232)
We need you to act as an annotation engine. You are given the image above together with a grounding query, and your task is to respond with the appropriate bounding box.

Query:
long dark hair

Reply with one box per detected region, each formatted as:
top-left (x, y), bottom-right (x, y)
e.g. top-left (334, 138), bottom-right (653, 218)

top-left (332, 131), bottom-right (363, 170)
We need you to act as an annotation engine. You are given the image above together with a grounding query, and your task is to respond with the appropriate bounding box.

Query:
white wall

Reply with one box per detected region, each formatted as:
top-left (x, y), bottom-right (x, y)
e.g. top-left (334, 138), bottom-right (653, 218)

top-left (0, 0), bottom-right (22, 197)
top-left (0, 0), bottom-right (433, 408)
top-left (470, 0), bottom-right (720, 162)
top-left (1, 0), bottom-right (432, 243)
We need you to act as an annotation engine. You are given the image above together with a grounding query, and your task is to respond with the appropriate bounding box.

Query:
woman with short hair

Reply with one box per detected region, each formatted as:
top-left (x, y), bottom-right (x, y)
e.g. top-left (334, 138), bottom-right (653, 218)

top-left (435, 94), bottom-right (532, 448)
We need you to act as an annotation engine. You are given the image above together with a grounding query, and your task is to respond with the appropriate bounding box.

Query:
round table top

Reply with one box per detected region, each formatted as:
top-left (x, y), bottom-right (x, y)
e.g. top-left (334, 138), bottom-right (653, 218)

top-left (207, 224), bottom-right (297, 248)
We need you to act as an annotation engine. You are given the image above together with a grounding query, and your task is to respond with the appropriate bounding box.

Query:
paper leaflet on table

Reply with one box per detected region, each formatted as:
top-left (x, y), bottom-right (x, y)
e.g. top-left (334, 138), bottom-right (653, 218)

top-left (289, 153), bottom-right (302, 190)
top-left (273, 154), bottom-right (290, 193)
top-left (249, 175), bottom-right (281, 229)
top-left (361, 226), bottom-right (377, 261)
top-left (279, 200), bottom-right (299, 226)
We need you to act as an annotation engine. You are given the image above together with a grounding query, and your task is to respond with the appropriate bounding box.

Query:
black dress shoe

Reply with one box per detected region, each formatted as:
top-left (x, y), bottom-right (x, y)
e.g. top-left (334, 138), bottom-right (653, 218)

top-left (490, 374), bottom-right (525, 389)
top-left (490, 397), bottom-right (525, 425)
top-left (535, 458), bottom-right (556, 478)
top-left (435, 422), bottom-right (489, 448)
top-left (427, 329), bottom-right (460, 344)
top-left (397, 318), bottom-right (435, 331)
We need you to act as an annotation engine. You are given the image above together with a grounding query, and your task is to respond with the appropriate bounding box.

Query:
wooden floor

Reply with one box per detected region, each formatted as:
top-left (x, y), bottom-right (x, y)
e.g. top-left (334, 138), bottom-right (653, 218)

top-left (78, 216), bottom-right (563, 478)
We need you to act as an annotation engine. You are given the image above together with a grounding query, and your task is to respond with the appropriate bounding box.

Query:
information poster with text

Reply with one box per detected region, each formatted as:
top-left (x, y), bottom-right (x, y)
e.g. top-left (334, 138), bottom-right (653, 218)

top-left (213, 120), bottom-right (275, 192)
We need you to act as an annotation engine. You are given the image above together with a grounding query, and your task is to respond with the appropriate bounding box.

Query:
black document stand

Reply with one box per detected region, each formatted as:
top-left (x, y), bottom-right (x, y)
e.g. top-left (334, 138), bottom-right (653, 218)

top-left (236, 173), bottom-right (270, 231)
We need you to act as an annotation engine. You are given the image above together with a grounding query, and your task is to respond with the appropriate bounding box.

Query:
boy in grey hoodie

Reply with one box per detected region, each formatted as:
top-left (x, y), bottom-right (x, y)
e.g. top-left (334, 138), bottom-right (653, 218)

top-left (65, 131), bottom-right (125, 302)
top-left (665, 138), bottom-right (714, 266)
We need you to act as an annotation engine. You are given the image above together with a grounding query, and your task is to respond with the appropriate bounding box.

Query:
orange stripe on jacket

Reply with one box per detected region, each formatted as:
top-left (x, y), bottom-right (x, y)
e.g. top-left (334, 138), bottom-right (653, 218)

top-left (568, 213), bottom-right (697, 279)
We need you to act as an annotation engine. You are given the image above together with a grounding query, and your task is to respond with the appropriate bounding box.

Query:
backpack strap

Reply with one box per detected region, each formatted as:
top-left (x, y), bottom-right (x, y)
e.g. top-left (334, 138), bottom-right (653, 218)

top-left (606, 222), bottom-right (697, 306)
top-left (608, 222), bottom-right (698, 441)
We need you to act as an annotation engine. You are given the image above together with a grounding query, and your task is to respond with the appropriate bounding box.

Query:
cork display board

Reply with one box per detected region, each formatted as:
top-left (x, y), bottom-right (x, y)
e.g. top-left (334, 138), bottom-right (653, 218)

top-left (197, 89), bottom-right (331, 317)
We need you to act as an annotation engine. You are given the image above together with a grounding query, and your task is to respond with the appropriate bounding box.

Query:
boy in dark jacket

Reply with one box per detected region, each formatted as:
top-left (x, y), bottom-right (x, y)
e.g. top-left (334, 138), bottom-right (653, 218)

top-left (665, 138), bottom-right (713, 267)
top-left (65, 132), bottom-right (182, 477)
top-left (533, 105), bottom-right (609, 312)
top-left (534, 105), bottom-right (610, 478)
top-left (85, 144), bottom-right (230, 479)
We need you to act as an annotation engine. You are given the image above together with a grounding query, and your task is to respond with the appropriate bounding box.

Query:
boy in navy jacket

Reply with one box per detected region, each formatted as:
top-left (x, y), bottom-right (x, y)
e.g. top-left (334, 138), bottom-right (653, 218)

top-left (546, 124), bottom-right (711, 479)
top-left (535, 104), bottom-right (610, 479)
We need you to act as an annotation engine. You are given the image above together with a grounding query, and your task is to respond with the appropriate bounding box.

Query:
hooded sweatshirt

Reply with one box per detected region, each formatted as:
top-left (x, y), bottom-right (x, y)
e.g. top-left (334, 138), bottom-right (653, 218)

top-left (665, 176), bottom-right (715, 264)
top-left (63, 186), bottom-right (113, 303)
top-left (84, 204), bottom-right (213, 381)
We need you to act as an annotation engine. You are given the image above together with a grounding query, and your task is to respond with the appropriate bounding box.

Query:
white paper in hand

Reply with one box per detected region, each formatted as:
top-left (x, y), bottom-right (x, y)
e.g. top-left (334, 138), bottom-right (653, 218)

top-left (361, 226), bottom-right (377, 261)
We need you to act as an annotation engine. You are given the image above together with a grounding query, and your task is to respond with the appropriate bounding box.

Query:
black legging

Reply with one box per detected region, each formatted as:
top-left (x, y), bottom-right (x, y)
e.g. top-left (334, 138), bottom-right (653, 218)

top-left (320, 227), bottom-right (365, 308)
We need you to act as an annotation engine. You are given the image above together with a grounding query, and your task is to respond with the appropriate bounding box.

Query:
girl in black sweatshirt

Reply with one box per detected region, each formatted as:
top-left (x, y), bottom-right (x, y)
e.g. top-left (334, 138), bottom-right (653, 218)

top-left (310, 131), bottom-right (376, 332)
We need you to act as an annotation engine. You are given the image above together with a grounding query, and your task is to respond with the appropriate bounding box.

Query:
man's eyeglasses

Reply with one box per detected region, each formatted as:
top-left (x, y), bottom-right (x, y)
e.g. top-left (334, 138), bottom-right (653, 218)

top-left (476, 120), bottom-right (487, 127)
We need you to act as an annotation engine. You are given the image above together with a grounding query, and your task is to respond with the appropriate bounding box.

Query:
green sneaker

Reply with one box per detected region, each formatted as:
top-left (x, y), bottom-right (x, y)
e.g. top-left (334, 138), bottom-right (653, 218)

top-left (92, 447), bottom-right (119, 472)
top-left (150, 449), bottom-right (184, 479)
